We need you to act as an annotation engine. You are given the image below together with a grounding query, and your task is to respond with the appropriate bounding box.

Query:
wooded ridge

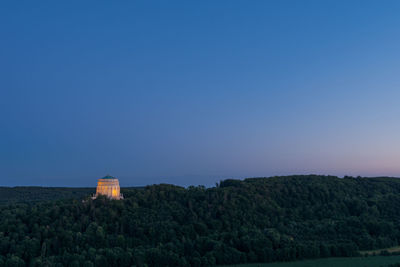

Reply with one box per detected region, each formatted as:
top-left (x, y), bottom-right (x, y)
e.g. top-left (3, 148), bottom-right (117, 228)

top-left (1, 175), bottom-right (400, 266)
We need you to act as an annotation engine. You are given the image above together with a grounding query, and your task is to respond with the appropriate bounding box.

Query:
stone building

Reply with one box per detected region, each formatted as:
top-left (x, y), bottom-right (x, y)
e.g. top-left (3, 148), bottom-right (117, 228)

top-left (93, 175), bottom-right (123, 200)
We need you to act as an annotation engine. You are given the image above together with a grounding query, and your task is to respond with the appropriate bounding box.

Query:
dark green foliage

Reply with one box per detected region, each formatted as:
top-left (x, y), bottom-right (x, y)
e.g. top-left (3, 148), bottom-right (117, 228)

top-left (1, 175), bottom-right (400, 266)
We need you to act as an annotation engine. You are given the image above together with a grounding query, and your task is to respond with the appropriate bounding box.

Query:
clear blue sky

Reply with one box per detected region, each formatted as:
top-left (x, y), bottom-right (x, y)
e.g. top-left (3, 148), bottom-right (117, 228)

top-left (1, 1), bottom-right (400, 187)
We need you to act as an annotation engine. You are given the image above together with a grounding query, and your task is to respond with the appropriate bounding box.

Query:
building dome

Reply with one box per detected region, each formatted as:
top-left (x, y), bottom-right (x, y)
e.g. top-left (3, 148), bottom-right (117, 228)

top-left (94, 174), bottom-right (123, 200)
top-left (102, 175), bottom-right (115, 179)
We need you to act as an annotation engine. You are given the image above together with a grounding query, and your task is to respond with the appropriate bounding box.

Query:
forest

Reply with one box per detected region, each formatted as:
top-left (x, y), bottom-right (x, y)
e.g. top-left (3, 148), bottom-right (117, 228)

top-left (1, 175), bottom-right (400, 266)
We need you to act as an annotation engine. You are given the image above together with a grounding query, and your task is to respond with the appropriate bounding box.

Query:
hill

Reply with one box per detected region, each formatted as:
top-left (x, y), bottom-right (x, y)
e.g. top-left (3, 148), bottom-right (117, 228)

top-left (2, 175), bottom-right (400, 266)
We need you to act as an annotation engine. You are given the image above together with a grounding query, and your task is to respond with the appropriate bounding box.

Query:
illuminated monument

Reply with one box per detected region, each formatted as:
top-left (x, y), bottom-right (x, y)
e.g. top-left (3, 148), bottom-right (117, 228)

top-left (94, 175), bottom-right (123, 200)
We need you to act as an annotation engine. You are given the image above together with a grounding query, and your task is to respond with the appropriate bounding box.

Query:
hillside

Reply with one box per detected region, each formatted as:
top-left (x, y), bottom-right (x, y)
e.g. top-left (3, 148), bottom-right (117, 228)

top-left (2, 175), bottom-right (400, 266)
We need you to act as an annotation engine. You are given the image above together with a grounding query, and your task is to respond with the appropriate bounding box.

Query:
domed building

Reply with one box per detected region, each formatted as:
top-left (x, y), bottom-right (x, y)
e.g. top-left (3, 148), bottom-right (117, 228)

top-left (93, 175), bottom-right (123, 200)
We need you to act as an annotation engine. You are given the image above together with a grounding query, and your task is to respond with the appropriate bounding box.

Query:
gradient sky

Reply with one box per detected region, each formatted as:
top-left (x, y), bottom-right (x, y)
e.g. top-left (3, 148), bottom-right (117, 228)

top-left (2, 1), bottom-right (400, 187)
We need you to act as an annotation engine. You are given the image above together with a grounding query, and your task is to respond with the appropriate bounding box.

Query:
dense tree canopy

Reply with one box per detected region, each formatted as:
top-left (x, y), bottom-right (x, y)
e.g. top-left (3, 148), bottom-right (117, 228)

top-left (1, 175), bottom-right (400, 266)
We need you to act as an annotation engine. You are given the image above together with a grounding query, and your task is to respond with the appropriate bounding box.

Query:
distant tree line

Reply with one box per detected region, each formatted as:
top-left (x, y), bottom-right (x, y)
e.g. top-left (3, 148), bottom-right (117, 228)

top-left (1, 175), bottom-right (400, 266)
top-left (0, 187), bottom-right (94, 205)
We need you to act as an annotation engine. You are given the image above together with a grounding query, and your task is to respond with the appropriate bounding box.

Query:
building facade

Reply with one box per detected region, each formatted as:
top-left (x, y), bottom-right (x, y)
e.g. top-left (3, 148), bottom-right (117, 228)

top-left (94, 175), bottom-right (123, 200)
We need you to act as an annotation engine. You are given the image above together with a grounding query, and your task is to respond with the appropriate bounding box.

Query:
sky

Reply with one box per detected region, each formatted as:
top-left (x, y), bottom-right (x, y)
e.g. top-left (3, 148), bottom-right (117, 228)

top-left (1, 1), bottom-right (400, 187)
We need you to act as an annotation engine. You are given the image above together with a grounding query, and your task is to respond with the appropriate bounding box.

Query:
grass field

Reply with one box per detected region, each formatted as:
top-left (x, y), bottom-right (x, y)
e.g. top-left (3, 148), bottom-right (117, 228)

top-left (224, 255), bottom-right (400, 267)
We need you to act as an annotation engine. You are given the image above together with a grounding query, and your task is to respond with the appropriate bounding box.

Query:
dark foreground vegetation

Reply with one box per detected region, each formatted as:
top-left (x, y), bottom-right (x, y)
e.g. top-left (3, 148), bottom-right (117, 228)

top-left (2, 175), bottom-right (400, 266)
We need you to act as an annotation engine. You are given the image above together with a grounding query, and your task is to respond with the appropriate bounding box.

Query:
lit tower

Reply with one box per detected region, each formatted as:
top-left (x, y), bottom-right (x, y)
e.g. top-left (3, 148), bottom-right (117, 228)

top-left (94, 175), bottom-right (123, 200)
